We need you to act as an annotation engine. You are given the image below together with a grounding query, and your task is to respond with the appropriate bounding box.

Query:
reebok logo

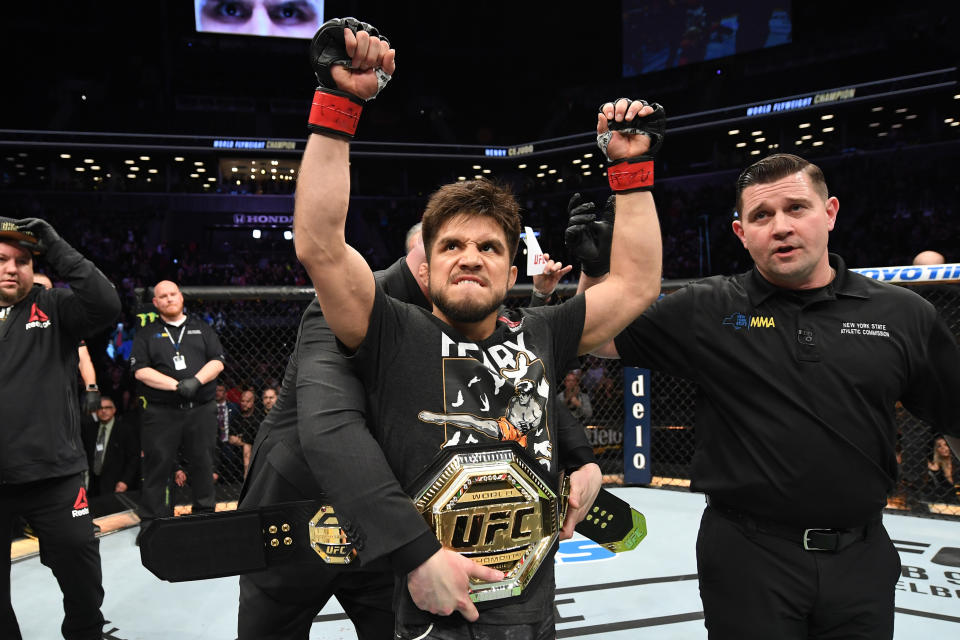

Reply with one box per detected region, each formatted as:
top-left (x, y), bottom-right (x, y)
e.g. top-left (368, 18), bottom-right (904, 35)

top-left (29, 303), bottom-right (48, 323)
top-left (72, 487), bottom-right (90, 518)
top-left (25, 303), bottom-right (51, 331)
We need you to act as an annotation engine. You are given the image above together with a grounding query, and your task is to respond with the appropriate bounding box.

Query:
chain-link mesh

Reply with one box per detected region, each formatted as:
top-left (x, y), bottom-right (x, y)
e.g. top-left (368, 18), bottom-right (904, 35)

top-left (155, 280), bottom-right (959, 521)
top-left (890, 283), bottom-right (960, 519)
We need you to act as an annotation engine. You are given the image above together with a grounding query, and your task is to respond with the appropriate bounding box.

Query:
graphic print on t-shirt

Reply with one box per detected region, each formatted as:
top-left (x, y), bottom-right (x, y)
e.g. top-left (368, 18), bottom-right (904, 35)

top-left (417, 330), bottom-right (554, 469)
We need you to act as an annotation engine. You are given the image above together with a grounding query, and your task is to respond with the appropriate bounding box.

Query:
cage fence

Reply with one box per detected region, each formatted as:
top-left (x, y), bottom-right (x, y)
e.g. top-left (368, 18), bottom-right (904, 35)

top-left (150, 278), bottom-right (958, 521)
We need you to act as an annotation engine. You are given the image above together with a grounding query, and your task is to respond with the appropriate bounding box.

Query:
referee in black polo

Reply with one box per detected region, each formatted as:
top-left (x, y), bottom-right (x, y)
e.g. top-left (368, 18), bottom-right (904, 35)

top-left (575, 154), bottom-right (960, 639)
top-left (130, 280), bottom-right (224, 541)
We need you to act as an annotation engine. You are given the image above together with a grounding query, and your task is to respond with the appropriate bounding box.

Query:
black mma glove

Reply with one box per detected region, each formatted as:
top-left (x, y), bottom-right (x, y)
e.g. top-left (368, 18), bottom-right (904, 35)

top-left (14, 217), bottom-right (85, 274)
top-left (13, 217), bottom-right (61, 255)
top-left (564, 194), bottom-right (616, 277)
top-left (596, 99), bottom-right (665, 193)
top-left (176, 377), bottom-right (201, 400)
top-left (82, 388), bottom-right (101, 414)
top-left (307, 17), bottom-right (392, 139)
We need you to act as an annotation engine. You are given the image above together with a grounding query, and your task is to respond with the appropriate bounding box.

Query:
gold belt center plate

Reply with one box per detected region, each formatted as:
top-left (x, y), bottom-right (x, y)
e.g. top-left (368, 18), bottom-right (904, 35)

top-left (413, 446), bottom-right (565, 603)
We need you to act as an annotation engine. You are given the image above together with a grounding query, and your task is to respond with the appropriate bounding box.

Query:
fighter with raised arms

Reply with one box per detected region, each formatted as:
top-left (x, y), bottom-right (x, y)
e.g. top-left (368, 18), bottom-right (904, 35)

top-left (294, 17), bottom-right (664, 638)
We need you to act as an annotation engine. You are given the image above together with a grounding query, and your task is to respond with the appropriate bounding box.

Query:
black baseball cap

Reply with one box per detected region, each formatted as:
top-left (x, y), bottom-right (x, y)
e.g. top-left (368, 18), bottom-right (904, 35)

top-left (0, 217), bottom-right (39, 253)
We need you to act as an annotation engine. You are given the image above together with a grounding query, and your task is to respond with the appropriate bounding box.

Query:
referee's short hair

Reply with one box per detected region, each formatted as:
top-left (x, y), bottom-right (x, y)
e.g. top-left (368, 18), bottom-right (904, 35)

top-left (734, 154), bottom-right (829, 218)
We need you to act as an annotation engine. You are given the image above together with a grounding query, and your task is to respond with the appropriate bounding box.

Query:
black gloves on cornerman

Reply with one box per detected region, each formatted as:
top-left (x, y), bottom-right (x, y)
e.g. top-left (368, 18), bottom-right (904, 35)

top-left (10, 217), bottom-right (61, 256)
top-left (12, 217), bottom-right (85, 275)
top-left (564, 193), bottom-right (616, 278)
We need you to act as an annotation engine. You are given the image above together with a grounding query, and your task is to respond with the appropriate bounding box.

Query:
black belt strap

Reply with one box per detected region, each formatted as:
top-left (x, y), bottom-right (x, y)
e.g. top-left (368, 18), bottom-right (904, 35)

top-left (139, 500), bottom-right (323, 581)
top-left (706, 496), bottom-right (877, 552)
top-left (139, 488), bottom-right (647, 583)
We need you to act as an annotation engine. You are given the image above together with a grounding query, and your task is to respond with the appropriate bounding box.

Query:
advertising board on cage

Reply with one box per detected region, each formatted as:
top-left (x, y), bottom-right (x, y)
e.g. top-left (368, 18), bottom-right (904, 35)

top-left (852, 263), bottom-right (960, 284)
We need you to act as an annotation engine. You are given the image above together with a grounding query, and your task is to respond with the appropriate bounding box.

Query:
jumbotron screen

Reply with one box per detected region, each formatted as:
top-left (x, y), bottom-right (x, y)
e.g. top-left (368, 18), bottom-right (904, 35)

top-left (622, 0), bottom-right (792, 77)
top-left (194, 0), bottom-right (324, 39)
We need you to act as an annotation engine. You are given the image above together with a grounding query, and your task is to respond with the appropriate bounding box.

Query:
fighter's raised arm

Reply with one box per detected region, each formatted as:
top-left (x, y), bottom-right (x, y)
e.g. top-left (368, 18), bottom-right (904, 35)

top-left (578, 98), bottom-right (664, 354)
top-left (293, 18), bottom-right (396, 350)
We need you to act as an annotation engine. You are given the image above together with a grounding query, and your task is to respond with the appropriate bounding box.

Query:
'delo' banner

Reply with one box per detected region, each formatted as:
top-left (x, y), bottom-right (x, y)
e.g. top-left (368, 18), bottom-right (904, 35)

top-left (622, 367), bottom-right (652, 485)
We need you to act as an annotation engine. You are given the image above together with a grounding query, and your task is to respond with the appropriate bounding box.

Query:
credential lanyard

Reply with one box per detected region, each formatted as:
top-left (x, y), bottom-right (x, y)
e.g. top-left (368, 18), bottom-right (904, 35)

top-left (165, 324), bottom-right (186, 356)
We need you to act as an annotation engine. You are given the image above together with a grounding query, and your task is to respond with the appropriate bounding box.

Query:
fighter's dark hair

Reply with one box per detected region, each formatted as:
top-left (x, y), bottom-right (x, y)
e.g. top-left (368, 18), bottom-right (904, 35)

top-left (420, 178), bottom-right (521, 263)
top-left (734, 153), bottom-right (829, 217)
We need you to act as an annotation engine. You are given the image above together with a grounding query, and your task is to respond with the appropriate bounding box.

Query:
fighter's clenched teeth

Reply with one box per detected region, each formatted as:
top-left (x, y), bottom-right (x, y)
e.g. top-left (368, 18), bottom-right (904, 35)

top-left (453, 276), bottom-right (486, 287)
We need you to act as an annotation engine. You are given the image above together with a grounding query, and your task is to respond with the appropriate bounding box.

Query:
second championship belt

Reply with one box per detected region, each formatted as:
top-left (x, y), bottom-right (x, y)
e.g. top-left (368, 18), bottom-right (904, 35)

top-left (409, 443), bottom-right (647, 605)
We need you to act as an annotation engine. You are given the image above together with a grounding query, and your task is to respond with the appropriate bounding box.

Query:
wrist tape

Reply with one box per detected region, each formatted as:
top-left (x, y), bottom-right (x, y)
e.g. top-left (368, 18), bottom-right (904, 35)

top-left (308, 89), bottom-right (364, 139)
top-left (607, 157), bottom-right (654, 193)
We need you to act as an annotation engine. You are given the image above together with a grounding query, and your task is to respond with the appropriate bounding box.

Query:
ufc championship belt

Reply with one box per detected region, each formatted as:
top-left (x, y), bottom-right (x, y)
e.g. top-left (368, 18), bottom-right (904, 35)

top-left (409, 442), bottom-right (647, 604)
top-left (140, 447), bottom-right (646, 585)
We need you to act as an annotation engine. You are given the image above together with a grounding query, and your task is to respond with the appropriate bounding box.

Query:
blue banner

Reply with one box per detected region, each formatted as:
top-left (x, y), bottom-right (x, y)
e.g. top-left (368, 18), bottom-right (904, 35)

top-left (623, 367), bottom-right (652, 484)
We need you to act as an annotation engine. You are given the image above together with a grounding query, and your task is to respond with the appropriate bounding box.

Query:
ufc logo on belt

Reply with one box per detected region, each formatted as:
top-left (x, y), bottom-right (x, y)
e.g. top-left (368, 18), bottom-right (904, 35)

top-left (448, 505), bottom-right (538, 550)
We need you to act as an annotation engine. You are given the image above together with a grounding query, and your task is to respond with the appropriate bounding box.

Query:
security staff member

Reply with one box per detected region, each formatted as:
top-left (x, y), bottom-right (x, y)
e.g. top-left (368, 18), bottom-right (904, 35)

top-left (576, 154), bottom-right (960, 639)
top-left (130, 280), bottom-right (224, 538)
top-left (0, 216), bottom-right (121, 640)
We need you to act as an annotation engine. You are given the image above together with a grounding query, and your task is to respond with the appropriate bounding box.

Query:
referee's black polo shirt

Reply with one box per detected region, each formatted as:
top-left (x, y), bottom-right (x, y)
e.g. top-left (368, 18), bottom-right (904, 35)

top-left (130, 315), bottom-right (226, 405)
top-left (615, 254), bottom-right (960, 528)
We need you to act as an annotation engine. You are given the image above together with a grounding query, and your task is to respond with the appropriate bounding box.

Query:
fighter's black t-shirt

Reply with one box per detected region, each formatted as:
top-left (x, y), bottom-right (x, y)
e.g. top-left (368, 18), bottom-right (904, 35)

top-left (349, 286), bottom-right (586, 625)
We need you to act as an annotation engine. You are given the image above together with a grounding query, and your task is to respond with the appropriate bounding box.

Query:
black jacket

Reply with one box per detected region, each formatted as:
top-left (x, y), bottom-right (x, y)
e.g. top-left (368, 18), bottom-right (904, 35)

top-left (240, 258), bottom-right (441, 579)
top-left (0, 243), bottom-right (121, 484)
top-left (82, 415), bottom-right (141, 495)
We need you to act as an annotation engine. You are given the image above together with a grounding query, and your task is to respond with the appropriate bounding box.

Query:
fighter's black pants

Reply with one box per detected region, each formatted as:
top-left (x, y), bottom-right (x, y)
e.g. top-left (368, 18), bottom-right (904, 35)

top-left (1, 473), bottom-right (104, 640)
top-left (238, 562), bottom-right (395, 640)
top-left (394, 615), bottom-right (557, 640)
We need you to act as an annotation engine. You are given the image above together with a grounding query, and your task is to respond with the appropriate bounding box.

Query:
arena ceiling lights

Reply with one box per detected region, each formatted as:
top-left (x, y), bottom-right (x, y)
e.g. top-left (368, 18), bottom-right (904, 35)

top-left (1, 69), bottom-right (956, 196)
top-left (218, 157), bottom-right (298, 186)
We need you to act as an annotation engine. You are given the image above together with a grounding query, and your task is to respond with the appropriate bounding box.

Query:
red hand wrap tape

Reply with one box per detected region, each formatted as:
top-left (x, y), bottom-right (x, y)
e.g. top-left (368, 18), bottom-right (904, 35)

top-left (308, 90), bottom-right (363, 138)
top-left (607, 158), bottom-right (654, 192)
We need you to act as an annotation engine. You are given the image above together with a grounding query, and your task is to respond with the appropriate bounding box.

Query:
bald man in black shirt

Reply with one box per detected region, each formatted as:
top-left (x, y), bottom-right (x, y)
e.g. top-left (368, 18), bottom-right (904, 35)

top-left (131, 281), bottom-right (225, 539)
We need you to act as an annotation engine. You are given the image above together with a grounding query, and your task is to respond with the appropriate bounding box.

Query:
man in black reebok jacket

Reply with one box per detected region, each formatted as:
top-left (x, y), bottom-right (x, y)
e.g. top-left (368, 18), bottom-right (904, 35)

top-left (0, 216), bottom-right (121, 640)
